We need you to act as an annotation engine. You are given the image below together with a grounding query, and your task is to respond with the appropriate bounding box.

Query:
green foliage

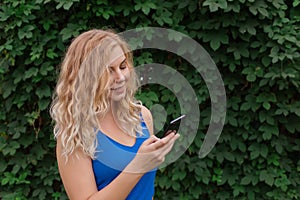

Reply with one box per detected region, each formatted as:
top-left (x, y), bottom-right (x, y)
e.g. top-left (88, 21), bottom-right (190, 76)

top-left (0, 0), bottom-right (299, 199)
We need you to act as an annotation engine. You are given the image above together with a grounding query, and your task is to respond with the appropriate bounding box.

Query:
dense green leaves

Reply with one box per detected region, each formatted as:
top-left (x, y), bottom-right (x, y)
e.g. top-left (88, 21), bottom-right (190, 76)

top-left (0, 0), bottom-right (299, 199)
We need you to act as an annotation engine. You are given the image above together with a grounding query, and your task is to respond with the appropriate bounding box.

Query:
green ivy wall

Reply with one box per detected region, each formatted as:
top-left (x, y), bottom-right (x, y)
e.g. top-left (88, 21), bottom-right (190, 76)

top-left (0, 0), bottom-right (299, 199)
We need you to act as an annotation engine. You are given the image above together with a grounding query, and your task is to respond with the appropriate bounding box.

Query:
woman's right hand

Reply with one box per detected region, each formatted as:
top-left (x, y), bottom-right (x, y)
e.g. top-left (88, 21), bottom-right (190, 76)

top-left (124, 132), bottom-right (180, 174)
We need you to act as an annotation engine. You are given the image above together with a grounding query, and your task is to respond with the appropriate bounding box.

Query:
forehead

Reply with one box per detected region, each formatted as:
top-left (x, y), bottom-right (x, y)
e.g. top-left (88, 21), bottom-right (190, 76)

top-left (108, 45), bottom-right (126, 67)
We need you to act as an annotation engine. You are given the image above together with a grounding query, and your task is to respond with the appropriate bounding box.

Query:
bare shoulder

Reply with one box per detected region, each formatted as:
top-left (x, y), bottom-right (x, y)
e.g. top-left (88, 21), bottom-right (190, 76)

top-left (140, 105), bottom-right (154, 135)
top-left (141, 105), bottom-right (152, 120)
top-left (56, 137), bottom-right (98, 199)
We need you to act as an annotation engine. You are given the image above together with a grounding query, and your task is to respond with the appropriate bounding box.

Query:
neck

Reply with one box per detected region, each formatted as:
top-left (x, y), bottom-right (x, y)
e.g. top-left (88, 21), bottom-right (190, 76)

top-left (102, 103), bottom-right (118, 123)
top-left (98, 104), bottom-right (127, 134)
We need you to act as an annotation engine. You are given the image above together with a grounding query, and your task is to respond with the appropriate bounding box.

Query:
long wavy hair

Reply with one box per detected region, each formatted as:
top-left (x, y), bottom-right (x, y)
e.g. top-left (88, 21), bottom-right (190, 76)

top-left (50, 29), bottom-right (142, 160)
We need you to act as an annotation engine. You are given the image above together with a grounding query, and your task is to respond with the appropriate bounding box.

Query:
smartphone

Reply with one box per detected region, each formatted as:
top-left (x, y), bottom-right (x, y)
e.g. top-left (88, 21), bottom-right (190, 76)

top-left (163, 115), bottom-right (186, 137)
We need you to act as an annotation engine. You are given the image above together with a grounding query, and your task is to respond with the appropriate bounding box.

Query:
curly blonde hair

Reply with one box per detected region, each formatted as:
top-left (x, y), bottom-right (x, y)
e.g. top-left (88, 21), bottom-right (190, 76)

top-left (50, 29), bottom-right (142, 160)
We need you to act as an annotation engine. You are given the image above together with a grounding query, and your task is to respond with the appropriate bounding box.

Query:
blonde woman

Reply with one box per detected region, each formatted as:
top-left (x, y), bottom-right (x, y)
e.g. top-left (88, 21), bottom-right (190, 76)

top-left (50, 29), bottom-right (180, 200)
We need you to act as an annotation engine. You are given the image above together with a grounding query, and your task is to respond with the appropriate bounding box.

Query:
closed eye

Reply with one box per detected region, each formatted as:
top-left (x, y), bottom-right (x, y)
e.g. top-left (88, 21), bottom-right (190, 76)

top-left (108, 58), bottom-right (127, 72)
top-left (119, 59), bottom-right (127, 70)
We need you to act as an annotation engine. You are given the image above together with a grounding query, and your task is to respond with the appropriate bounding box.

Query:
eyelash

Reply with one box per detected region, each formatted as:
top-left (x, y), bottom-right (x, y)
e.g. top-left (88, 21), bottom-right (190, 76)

top-left (120, 63), bottom-right (127, 69)
top-left (108, 62), bottom-right (127, 72)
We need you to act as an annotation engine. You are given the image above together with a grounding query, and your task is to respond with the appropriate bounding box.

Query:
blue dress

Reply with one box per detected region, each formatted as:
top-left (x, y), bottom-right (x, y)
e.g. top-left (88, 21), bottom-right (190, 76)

top-left (92, 120), bottom-right (157, 200)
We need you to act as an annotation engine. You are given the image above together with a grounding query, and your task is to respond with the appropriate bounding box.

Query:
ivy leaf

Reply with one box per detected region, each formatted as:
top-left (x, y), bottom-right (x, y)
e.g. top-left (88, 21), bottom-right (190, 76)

top-left (211, 39), bottom-right (221, 51)
top-left (147, 91), bottom-right (159, 102)
top-left (259, 170), bottom-right (274, 186)
top-left (56, 0), bottom-right (79, 10)
top-left (224, 152), bottom-right (235, 161)
top-left (202, 30), bottom-right (229, 51)
top-left (46, 49), bottom-right (58, 59)
top-left (258, 124), bottom-right (279, 136)
top-left (248, 143), bottom-right (260, 159)
top-left (1, 80), bottom-right (17, 98)
top-left (285, 116), bottom-right (300, 133)
top-left (38, 98), bottom-right (50, 111)
top-left (0, 5), bottom-right (14, 21)
top-left (256, 92), bottom-right (277, 110)
top-left (241, 175), bottom-right (253, 185)
top-left (262, 56), bottom-right (271, 67)
top-left (60, 24), bottom-right (81, 41)
top-left (18, 25), bottom-right (35, 39)
top-left (24, 68), bottom-right (39, 80)
top-left (240, 94), bottom-right (260, 112)
top-left (203, 0), bottom-right (228, 12)
top-left (36, 84), bottom-right (51, 99)
top-left (249, 1), bottom-right (269, 17)
top-left (293, 0), bottom-right (300, 7)
top-left (39, 62), bottom-right (54, 76)
top-left (247, 74), bottom-right (256, 82)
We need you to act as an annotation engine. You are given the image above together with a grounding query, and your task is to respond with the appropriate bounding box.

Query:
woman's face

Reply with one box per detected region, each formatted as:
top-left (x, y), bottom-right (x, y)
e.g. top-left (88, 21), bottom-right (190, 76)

top-left (108, 45), bottom-right (130, 102)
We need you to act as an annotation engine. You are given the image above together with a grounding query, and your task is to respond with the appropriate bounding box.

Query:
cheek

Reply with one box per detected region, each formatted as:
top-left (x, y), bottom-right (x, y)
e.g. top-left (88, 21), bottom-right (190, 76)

top-left (124, 69), bottom-right (131, 81)
top-left (108, 75), bottom-right (113, 85)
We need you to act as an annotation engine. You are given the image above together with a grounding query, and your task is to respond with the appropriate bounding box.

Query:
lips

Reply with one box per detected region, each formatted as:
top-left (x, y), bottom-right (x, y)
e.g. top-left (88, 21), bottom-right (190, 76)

top-left (111, 84), bottom-right (125, 91)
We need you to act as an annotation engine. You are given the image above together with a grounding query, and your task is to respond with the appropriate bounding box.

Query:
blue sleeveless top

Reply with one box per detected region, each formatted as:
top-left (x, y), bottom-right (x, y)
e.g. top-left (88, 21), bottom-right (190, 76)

top-left (92, 120), bottom-right (157, 200)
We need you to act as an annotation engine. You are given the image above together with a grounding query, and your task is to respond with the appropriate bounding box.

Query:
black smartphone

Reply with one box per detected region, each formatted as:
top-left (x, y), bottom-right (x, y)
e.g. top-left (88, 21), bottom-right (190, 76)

top-left (163, 115), bottom-right (186, 137)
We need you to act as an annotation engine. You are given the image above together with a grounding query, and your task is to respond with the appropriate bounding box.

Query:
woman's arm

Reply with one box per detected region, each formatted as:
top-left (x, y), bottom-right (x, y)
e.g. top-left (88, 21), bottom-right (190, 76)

top-left (57, 106), bottom-right (179, 200)
top-left (57, 139), bottom-right (145, 200)
top-left (57, 135), bottom-right (176, 200)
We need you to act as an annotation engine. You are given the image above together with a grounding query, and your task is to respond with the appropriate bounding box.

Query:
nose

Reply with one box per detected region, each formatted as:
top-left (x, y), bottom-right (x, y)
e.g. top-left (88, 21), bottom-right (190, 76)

top-left (113, 69), bottom-right (125, 83)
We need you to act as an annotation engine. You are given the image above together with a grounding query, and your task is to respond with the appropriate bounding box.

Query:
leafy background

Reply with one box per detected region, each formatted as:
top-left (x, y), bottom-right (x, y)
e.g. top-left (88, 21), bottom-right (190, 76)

top-left (0, 0), bottom-right (299, 199)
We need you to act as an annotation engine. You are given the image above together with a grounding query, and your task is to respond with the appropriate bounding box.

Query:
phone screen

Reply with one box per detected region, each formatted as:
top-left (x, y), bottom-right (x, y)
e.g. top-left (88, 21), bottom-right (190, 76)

top-left (163, 115), bottom-right (186, 137)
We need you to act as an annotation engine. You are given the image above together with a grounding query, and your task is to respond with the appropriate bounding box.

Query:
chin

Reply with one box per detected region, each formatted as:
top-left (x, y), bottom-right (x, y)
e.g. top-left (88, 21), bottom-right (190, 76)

top-left (111, 91), bottom-right (126, 102)
top-left (111, 96), bottom-right (125, 102)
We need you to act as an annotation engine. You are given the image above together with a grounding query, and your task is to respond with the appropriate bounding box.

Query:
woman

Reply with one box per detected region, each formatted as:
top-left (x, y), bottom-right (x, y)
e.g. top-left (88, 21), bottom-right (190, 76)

top-left (50, 29), bottom-right (180, 200)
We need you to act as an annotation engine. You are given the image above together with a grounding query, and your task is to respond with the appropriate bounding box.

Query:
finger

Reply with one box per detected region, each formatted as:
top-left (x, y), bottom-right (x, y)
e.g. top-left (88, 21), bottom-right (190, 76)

top-left (143, 135), bottom-right (160, 145)
top-left (161, 131), bottom-right (176, 143)
top-left (158, 133), bottom-right (180, 155)
top-left (148, 139), bottom-right (166, 150)
top-left (163, 130), bottom-right (173, 137)
top-left (148, 133), bottom-right (179, 151)
top-left (151, 132), bottom-right (178, 150)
